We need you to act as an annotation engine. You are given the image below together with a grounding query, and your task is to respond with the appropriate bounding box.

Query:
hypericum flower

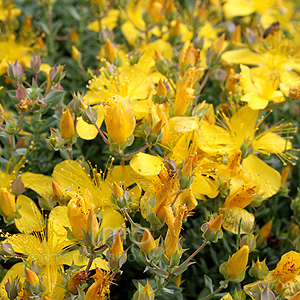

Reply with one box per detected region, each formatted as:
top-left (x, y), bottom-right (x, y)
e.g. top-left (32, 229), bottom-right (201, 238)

top-left (52, 159), bottom-right (139, 235)
top-left (226, 245), bottom-right (250, 278)
top-left (0, 0), bottom-right (21, 22)
top-left (196, 105), bottom-right (297, 198)
top-left (130, 153), bottom-right (183, 220)
top-left (0, 206), bottom-right (107, 300)
top-left (240, 65), bottom-right (284, 110)
top-left (84, 267), bottom-right (112, 300)
top-left (244, 251), bottom-right (300, 299)
top-left (102, 94), bottom-right (136, 145)
top-left (164, 204), bottom-right (187, 259)
top-left (77, 60), bottom-right (153, 140)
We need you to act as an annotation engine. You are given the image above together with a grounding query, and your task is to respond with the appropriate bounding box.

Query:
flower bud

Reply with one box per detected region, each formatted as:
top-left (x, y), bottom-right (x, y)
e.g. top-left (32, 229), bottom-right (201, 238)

top-left (7, 61), bottom-right (23, 81)
top-left (156, 79), bottom-right (167, 97)
top-left (105, 39), bottom-right (117, 63)
top-left (84, 209), bottom-right (99, 246)
top-left (49, 65), bottom-right (66, 85)
top-left (102, 95), bottom-right (136, 145)
top-left (179, 44), bottom-right (200, 76)
top-left (15, 84), bottom-right (27, 100)
top-left (60, 108), bottom-right (75, 140)
top-left (107, 233), bottom-right (127, 270)
top-left (0, 242), bottom-right (14, 256)
top-left (30, 53), bottom-right (42, 73)
top-left (249, 258), bottom-right (269, 279)
top-left (71, 45), bottom-right (82, 63)
top-left (5, 277), bottom-right (21, 300)
top-left (181, 154), bottom-right (197, 177)
top-left (70, 27), bottom-right (79, 43)
top-left (25, 268), bottom-right (39, 286)
top-left (112, 182), bottom-right (124, 199)
top-left (208, 214), bottom-right (223, 232)
top-left (141, 229), bottom-right (156, 255)
top-left (257, 220), bottom-right (272, 245)
top-left (111, 234), bottom-right (124, 257)
top-left (66, 270), bottom-right (88, 295)
top-left (11, 176), bottom-right (25, 196)
top-left (226, 245), bottom-right (249, 278)
top-left (0, 188), bottom-right (16, 218)
top-left (67, 195), bottom-right (87, 239)
top-left (52, 181), bottom-right (65, 199)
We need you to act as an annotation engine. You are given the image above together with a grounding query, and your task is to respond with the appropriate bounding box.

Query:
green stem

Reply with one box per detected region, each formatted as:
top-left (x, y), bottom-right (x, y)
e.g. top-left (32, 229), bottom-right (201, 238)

top-left (174, 241), bottom-right (208, 275)
top-left (199, 69), bottom-right (211, 93)
top-left (85, 251), bottom-right (95, 273)
top-left (198, 286), bottom-right (224, 300)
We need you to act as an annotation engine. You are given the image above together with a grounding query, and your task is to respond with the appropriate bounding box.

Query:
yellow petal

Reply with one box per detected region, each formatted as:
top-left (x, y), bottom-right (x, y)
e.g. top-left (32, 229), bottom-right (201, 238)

top-left (21, 172), bottom-right (52, 197)
top-left (130, 153), bottom-right (163, 176)
top-left (132, 99), bottom-right (152, 120)
top-left (15, 195), bottom-right (45, 233)
top-left (242, 154), bottom-right (281, 198)
top-left (52, 160), bottom-right (101, 204)
top-left (100, 206), bottom-right (125, 240)
top-left (223, 0), bottom-right (254, 18)
top-left (222, 48), bottom-right (264, 65)
top-left (192, 171), bottom-right (219, 199)
top-left (219, 206), bottom-right (255, 234)
top-left (241, 93), bottom-right (269, 110)
top-left (76, 105), bottom-right (104, 140)
top-left (87, 9), bottom-right (119, 31)
top-left (253, 132), bottom-right (292, 154)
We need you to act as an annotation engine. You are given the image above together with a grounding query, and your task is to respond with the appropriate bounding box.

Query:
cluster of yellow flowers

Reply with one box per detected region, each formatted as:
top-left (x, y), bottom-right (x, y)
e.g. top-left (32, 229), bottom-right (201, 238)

top-left (0, 0), bottom-right (299, 299)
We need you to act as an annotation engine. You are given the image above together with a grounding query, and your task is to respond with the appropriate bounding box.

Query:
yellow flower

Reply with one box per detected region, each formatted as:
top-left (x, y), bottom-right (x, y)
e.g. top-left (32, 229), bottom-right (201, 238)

top-left (0, 0), bottom-right (21, 22)
top-left (102, 94), bottom-right (136, 145)
top-left (197, 105), bottom-right (296, 198)
top-left (226, 245), bottom-right (249, 278)
top-left (0, 206), bottom-right (105, 300)
top-left (244, 251), bottom-right (300, 299)
top-left (85, 268), bottom-right (112, 300)
top-left (164, 204), bottom-right (187, 259)
top-left (240, 65), bottom-right (284, 110)
top-left (273, 251), bottom-right (300, 283)
top-left (52, 160), bottom-right (140, 238)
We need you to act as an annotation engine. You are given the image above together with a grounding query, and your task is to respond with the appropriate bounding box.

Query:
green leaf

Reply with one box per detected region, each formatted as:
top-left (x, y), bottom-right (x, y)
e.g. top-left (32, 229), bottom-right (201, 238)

top-left (204, 275), bottom-right (214, 293)
top-left (45, 90), bottom-right (66, 107)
